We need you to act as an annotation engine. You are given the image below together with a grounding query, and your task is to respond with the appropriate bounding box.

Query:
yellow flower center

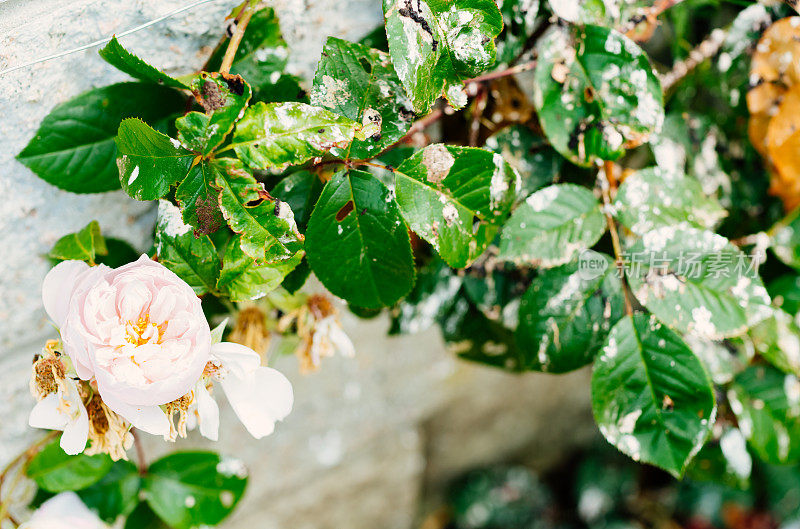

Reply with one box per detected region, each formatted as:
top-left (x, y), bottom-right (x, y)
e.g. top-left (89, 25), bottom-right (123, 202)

top-left (124, 315), bottom-right (166, 346)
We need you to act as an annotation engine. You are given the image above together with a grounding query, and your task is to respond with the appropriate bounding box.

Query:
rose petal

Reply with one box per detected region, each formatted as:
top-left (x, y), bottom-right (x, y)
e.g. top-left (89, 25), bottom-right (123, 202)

top-left (42, 260), bottom-right (89, 328)
top-left (195, 382), bottom-right (220, 442)
top-left (211, 342), bottom-right (261, 379)
top-left (219, 366), bottom-right (293, 439)
top-left (24, 492), bottom-right (108, 529)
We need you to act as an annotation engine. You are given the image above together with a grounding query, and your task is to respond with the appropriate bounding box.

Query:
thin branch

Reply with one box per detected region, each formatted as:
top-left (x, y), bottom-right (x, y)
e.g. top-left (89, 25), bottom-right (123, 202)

top-left (0, 432), bottom-right (58, 523)
top-left (132, 429), bottom-right (147, 476)
top-left (600, 161), bottom-right (634, 316)
top-left (200, 0), bottom-right (251, 73)
top-left (464, 60), bottom-right (536, 84)
top-left (660, 27), bottom-right (728, 92)
top-left (219, 3), bottom-right (256, 74)
top-left (468, 85), bottom-right (488, 147)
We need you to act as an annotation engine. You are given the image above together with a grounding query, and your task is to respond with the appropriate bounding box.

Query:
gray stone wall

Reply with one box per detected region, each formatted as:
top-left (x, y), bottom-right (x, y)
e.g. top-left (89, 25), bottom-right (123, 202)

top-left (0, 1), bottom-right (596, 527)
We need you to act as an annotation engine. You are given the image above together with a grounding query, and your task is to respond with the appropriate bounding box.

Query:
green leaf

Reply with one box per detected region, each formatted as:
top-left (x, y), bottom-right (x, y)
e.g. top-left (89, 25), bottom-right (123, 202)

top-left (498, 184), bottom-right (606, 267)
top-left (306, 169), bottom-right (415, 308)
top-left (591, 314), bottom-right (716, 477)
top-left (729, 365), bottom-right (800, 464)
top-left (17, 83), bottom-right (185, 193)
top-left (217, 236), bottom-right (304, 302)
top-left (771, 207), bottom-right (800, 270)
top-left (125, 502), bottom-right (169, 529)
top-left (533, 24), bottom-right (663, 166)
top-left (215, 159), bottom-right (304, 263)
top-left (96, 238), bottom-right (141, 268)
top-left (174, 159), bottom-right (226, 235)
top-left (49, 220), bottom-right (108, 263)
top-left (78, 460), bottom-right (141, 522)
top-left (389, 256), bottom-right (463, 334)
top-left (495, 0), bottom-right (540, 65)
top-left (769, 274), bottom-right (800, 315)
top-left (750, 308), bottom-right (800, 377)
top-left (143, 451), bottom-right (246, 529)
top-left (484, 125), bottom-right (561, 202)
top-left (177, 72), bottom-right (252, 155)
top-left (271, 170), bottom-right (324, 228)
top-left (116, 118), bottom-right (195, 201)
top-left (394, 144), bottom-right (520, 268)
top-left (281, 257), bottom-right (311, 294)
top-left (626, 225), bottom-right (772, 340)
top-left (614, 167), bottom-right (727, 235)
top-left (155, 201), bottom-right (221, 296)
top-left (311, 37), bottom-right (414, 159)
top-left (231, 102), bottom-right (362, 171)
top-left (547, 0), bottom-right (654, 27)
top-left (99, 36), bottom-right (188, 89)
top-left (383, 0), bottom-right (503, 112)
top-left (516, 254), bottom-right (625, 373)
top-left (26, 438), bottom-right (113, 493)
top-left (684, 427), bottom-right (752, 489)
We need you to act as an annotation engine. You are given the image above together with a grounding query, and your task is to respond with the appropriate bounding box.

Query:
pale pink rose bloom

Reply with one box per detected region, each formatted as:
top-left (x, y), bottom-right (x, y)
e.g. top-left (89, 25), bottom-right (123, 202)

top-left (42, 255), bottom-right (211, 436)
top-left (19, 492), bottom-right (108, 529)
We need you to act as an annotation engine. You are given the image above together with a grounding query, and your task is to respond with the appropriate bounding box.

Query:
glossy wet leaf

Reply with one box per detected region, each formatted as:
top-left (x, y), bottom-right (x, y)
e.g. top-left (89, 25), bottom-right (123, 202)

top-left (49, 220), bottom-right (108, 264)
top-left (306, 169), bottom-right (415, 308)
top-left (592, 314), bottom-right (716, 477)
top-left (155, 201), bottom-right (221, 296)
top-left (125, 503), bottom-right (169, 529)
top-left (27, 438), bottom-right (113, 493)
top-left (389, 257), bottom-right (464, 335)
top-left (533, 24), bottom-right (663, 166)
top-left (143, 451), bottom-right (246, 529)
top-left (17, 83), bottom-right (185, 193)
top-left (626, 225), bottom-right (772, 340)
top-left (215, 161), bottom-right (303, 264)
top-left (383, 0), bottom-right (503, 112)
top-left (311, 37), bottom-right (413, 159)
top-left (99, 36), bottom-right (188, 88)
top-left (116, 118), bottom-right (195, 201)
top-left (394, 144), bottom-right (519, 268)
top-left (516, 254), bottom-right (624, 373)
top-left (78, 460), bottom-right (141, 522)
top-left (750, 308), bottom-right (800, 377)
top-left (231, 102), bottom-right (362, 171)
top-left (495, 0), bottom-right (540, 65)
top-left (271, 170), bottom-right (324, 228)
top-left (217, 236), bottom-right (303, 302)
top-left (729, 365), bottom-right (800, 464)
top-left (614, 167), bottom-right (727, 235)
top-left (499, 184), bottom-right (606, 267)
top-left (484, 125), bottom-right (561, 202)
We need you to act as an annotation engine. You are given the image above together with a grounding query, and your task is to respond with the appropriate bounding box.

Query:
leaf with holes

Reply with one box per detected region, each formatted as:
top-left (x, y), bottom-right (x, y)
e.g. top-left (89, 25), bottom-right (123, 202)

top-left (17, 83), bottom-right (185, 193)
top-left (176, 72), bottom-right (252, 155)
top-left (614, 167), bottom-right (727, 235)
top-left (215, 159), bottom-right (304, 263)
top-left (729, 365), bottom-right (800, 464)
top-left (217, 236), bottom-right (304, 302)
top-left (516, 254), bottom-right (625, 373)
top-left (49, 220), bottom-right (108, 263)
top-left (306, 169), bottom-right (415, 308)
top-left (533, 24), bottom-right (663, 166)
top-left (231, 102), bottom-right (362, 171)
top-left (626, 225), bottom-right (772, 340)
top-left (116, 118), bottom-right (195, 201)
top-left (311, 37), bottom-right (414, 159)
top-left (99, 37), bottom-right (188, 88)
top-left (592, 314), bottom-right (716, 477)
top-left (498, 184), bottom-right (606, 266)
top-left (394, 144), bottom-right (520, 268)
top-left (175, 159), bottom-right (227, 235)
top-left (143, 451), bottom-right (246, 529)
top-left (155, 201), bottom-right (221, 296)
top-left (383, 0), bottom-right (503, 113)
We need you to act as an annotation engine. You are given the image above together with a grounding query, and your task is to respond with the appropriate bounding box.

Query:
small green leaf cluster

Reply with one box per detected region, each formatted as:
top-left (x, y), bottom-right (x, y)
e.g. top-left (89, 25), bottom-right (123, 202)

top-left (26, 438), bottom-right (246, 528)
top-left (17, 0), bottom-right (800, 498)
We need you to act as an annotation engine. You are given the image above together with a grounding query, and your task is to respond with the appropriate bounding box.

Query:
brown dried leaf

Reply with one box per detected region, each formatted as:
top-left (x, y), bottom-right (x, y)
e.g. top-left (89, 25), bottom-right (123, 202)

top-left (767, 84), bottom-right (800, 210)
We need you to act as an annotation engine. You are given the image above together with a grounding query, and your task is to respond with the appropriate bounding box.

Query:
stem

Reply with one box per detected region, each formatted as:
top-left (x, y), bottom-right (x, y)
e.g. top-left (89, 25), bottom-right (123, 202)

top-left (0, 432), bottom-right (58, 523)
top-left (600, 161), bottom-right (634, 316)
top-left (660, 27), bottom-right (727, 92)
top-left (464, 60), bottom-right (536, 84)
top-left (218, 2), bottom-right (256, 75)
top-left (200, 0), bottom-right (250, 73)
top-left (468, 85), bottom-right (488, 147)
top-left (132, 429), bottom-right (147, 476)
